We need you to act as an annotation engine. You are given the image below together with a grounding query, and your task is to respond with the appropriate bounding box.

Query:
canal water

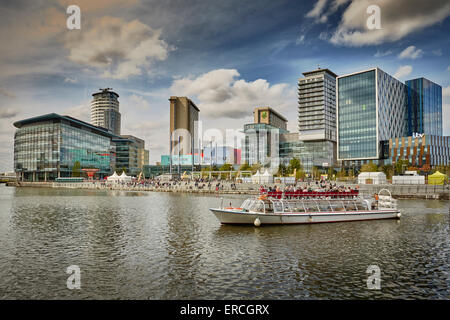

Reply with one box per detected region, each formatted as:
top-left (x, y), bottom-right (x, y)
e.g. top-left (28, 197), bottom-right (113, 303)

top-left (0, 185), bottom-right (448, 299)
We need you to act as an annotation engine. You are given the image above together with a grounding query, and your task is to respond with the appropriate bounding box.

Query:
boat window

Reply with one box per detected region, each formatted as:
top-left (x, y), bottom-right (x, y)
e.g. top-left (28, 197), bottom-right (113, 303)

top-left (250, 200), bottom-right (265, 212)
top-left (290, 201), bottom-right (305, 213)
top-left (355, 201), bottom-right (368, 211)
top-left (343, 201), bottom-right (358, 211)
top-left (318, 201), bottom-right (333, 212)
top-left (242, 199), bottom-right (252, 210)
top-left (272, 200), bottom-right (283, 213)
top-left (283, 201), bottom-right (293, 212)
top-left (303, 201), bottom-right (320, 212)
top-left (330, 201), bottom-right (346, 212)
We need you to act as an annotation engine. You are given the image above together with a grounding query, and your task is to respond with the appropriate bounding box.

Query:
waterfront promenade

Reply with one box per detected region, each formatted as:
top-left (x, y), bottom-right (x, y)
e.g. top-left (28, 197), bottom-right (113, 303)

top-left (9, 180), bottom-right (450, 200)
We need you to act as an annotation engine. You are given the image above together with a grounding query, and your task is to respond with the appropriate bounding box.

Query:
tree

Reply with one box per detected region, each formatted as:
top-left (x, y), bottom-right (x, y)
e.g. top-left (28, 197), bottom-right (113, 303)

top-left (277, 163), bottom-right (288, 177)
top-left (251, 162), bottom-right (262, 174)
top-left (219, 163), bottom-right (233, 171)
top-left (287, 157), bottom-right (302, 174)
top-left (219, 163), bottom-right (233, 179)
top-left (336, 168), bottom-right (347, 179)
top-left (380, 164), bottom-right (394, 179)
top-left (360, 162), bottom-right (378, 172)
top-left (419, 164), bottom-right (431, 174)
top-left (327, 167), bottom-right (336, 180)
top-left (239, 162), bottom-right (251, 171)
top-left (394, 159), bottom-right (411, 175)
top-left (72, 161), bottom-right (81, 177)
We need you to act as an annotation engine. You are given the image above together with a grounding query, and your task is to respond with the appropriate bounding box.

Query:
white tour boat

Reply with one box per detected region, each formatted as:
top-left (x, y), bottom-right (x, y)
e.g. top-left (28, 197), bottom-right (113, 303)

top-left (210, 189), bottom-right (401, 226)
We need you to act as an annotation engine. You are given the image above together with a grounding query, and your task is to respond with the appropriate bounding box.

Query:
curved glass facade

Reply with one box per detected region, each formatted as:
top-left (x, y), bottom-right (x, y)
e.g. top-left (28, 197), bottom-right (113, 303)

top-left (14, 114), bottom-right (116, 181)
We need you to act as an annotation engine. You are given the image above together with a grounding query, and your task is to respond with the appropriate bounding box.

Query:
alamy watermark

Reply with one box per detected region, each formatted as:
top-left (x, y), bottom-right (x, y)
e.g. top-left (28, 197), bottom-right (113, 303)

top-left (66, 5), bottom-right (81, 30)
top-left (366, 5), bottom-right (381, 30)
top-left (366, 265), bottom-right (381, 290)
top-left (66, 265), bottom-right (81, 290)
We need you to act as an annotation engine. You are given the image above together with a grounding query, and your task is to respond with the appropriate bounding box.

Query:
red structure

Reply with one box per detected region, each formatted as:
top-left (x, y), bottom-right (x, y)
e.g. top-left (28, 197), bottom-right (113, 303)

top-left (82, 168), bottom-right (99, 180)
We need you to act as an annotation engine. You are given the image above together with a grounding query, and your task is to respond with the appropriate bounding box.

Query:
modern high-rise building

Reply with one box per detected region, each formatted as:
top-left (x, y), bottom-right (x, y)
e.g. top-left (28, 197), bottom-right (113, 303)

top-left (91, 88), bottom-right (121, 135)
top-left (242, 107), bottom-right (288, 166)
top-left (298, 68), bottom-right (337, 141)
top-left (169, 96), bottom-right (199, 157)
top-left (405, 77), bottom-right (442, 136)
top-left (337, 68), bottom-right (408, 168)
top-left (297, 68), bottom-right (338, 168)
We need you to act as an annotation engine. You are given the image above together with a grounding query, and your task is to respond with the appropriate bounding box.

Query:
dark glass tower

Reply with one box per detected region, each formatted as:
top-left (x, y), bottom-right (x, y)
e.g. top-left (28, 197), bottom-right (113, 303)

top-left (405, 78), bottom-right (442, 136)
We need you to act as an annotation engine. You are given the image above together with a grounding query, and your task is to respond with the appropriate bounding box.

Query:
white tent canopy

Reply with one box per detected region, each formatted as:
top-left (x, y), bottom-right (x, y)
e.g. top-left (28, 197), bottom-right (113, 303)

top-left (119, 171), bottom-right (132, 182)
top-left (357, 172), bottom-right (386, 185)
top-left (251, 170), bottom-right (261, 184)
top-left (260, 169), bottom-right (274, 183)
top-left (107, 171), bottom-right (133, 182)
top-left (107, 171), bottom-right (120, 182)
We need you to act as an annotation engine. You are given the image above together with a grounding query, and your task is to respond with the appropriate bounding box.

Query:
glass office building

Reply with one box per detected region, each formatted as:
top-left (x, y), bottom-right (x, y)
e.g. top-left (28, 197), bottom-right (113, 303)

top-left (113, 135), bottom-right (149, 176)
top-left (14, 113), bottom-right (118, 181)
top-left (337, 68), bottom-right (407, 167)
top-left (242, 123), bottom-right (288, 166)
top-left (405, 78), bottom-right (442, 136)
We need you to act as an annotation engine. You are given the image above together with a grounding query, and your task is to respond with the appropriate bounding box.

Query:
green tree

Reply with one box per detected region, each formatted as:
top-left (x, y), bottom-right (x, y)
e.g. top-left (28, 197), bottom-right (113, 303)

top-left (277, 163), bottom-right (288, 177)
top-left (360, 162), bottom-right (378, 172)
top-left (380, 164), bottom-right (394, 179)
top-left (287, 157), bottom-right (302, 174)
top-left (239, 162), bottom-right (251, 171)
top-left (72, 161), bottom-right (81, 177)
top-left (220, 163), bottom-right (233, 171)
top-left (251, 162), bottom-right (262, 174)
top-left (394, 159), bottom-right (411, 175)
top-left (219, 163), bottom-right (233, 179)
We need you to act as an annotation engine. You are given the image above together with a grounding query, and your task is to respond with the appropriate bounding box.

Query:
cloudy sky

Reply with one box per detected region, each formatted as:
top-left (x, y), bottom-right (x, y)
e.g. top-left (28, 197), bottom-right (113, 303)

top-left (0, 0), bottom-right (449, 171)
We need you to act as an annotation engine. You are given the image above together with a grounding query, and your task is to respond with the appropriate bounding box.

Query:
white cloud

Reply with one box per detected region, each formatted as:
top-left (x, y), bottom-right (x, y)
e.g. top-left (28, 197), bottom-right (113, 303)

top-left (170, 69), bottom-right (296, 119)
top-left (432, 49), bottom-right (443, 56)
top-left (295, 35), bottom-right (305, 45)
top-left (393, 65), bottom-right (413, 79)
top-left (447, 66), bottom-right (450, 72)
top-left (374, 49), bottom-right (392, 58)
top-left (0, 107), bottom-right (19, 119)
top-left (306, 0), bottom-right (328, 20)
top-left (128, 94), bottom-right (151, 110)
top-left (63, 102), bottom-right (90, 122)
top-left (65, 17), bottom-right (171, 79)
top-left (306, 0), bottom-right (350, 23)
top-left (64, 77), bottom-right (78, 84)
top-left (398, 46), bottom-right (423, 59)
top-left (324, 0), bottom-right (450, 46)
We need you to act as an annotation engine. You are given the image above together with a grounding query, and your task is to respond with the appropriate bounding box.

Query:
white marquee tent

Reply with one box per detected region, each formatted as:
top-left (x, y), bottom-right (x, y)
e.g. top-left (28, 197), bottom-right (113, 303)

top-left (357, 172), bottom-right (386, 185)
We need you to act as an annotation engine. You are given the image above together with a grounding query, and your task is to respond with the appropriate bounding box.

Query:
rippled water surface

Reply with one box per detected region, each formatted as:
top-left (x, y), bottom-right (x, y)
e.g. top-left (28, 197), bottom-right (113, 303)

top-left (0, 185), bottom-right (449, 299)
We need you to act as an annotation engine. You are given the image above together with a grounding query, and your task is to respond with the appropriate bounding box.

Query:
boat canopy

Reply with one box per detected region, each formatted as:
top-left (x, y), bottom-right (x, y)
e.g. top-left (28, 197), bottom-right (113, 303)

top-left (241, 197), bottom-right (378, 214)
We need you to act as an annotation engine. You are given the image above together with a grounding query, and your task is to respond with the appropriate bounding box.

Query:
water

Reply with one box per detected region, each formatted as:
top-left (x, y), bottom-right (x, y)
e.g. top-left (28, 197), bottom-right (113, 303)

top-left (0, 185), bottom-right (449, 299)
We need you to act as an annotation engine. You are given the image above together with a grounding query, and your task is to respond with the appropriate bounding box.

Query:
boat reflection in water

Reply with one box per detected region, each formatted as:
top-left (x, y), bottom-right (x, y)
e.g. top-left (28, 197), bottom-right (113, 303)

top-left (210, 189), bottom-right (401, 226)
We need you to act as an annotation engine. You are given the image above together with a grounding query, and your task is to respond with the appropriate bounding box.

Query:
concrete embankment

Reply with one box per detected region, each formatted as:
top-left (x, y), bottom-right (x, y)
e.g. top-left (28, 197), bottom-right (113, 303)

top-left (7, 181), bottom-right (449, 200)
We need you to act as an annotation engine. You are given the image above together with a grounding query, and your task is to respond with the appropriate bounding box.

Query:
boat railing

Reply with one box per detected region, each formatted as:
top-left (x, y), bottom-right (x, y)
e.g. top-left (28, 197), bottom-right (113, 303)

top-left (245, 197), bottom-right (371, 214)
top-left (259, 189), bottom-right (359, 199)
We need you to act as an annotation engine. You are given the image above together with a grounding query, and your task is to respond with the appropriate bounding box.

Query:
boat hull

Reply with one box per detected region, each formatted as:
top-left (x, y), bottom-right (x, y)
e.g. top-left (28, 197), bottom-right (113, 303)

top-left (209, 208), bottom-right (400, 225)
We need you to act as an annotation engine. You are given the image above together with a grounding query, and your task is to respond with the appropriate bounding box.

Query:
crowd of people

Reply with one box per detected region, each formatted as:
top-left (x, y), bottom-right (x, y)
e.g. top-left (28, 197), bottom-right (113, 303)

top-left (92, 177), bottom-right (360, 194)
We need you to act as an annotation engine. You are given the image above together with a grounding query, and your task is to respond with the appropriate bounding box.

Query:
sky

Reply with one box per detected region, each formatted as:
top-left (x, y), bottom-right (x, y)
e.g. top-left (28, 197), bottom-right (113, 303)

top-left (0, 0), bottom-right (449, 171)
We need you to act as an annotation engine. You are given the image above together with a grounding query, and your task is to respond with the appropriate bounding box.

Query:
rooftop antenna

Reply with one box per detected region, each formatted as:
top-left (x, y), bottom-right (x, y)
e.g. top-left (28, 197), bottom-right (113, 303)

top-left (317, 64), bottom-right (321, 69)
